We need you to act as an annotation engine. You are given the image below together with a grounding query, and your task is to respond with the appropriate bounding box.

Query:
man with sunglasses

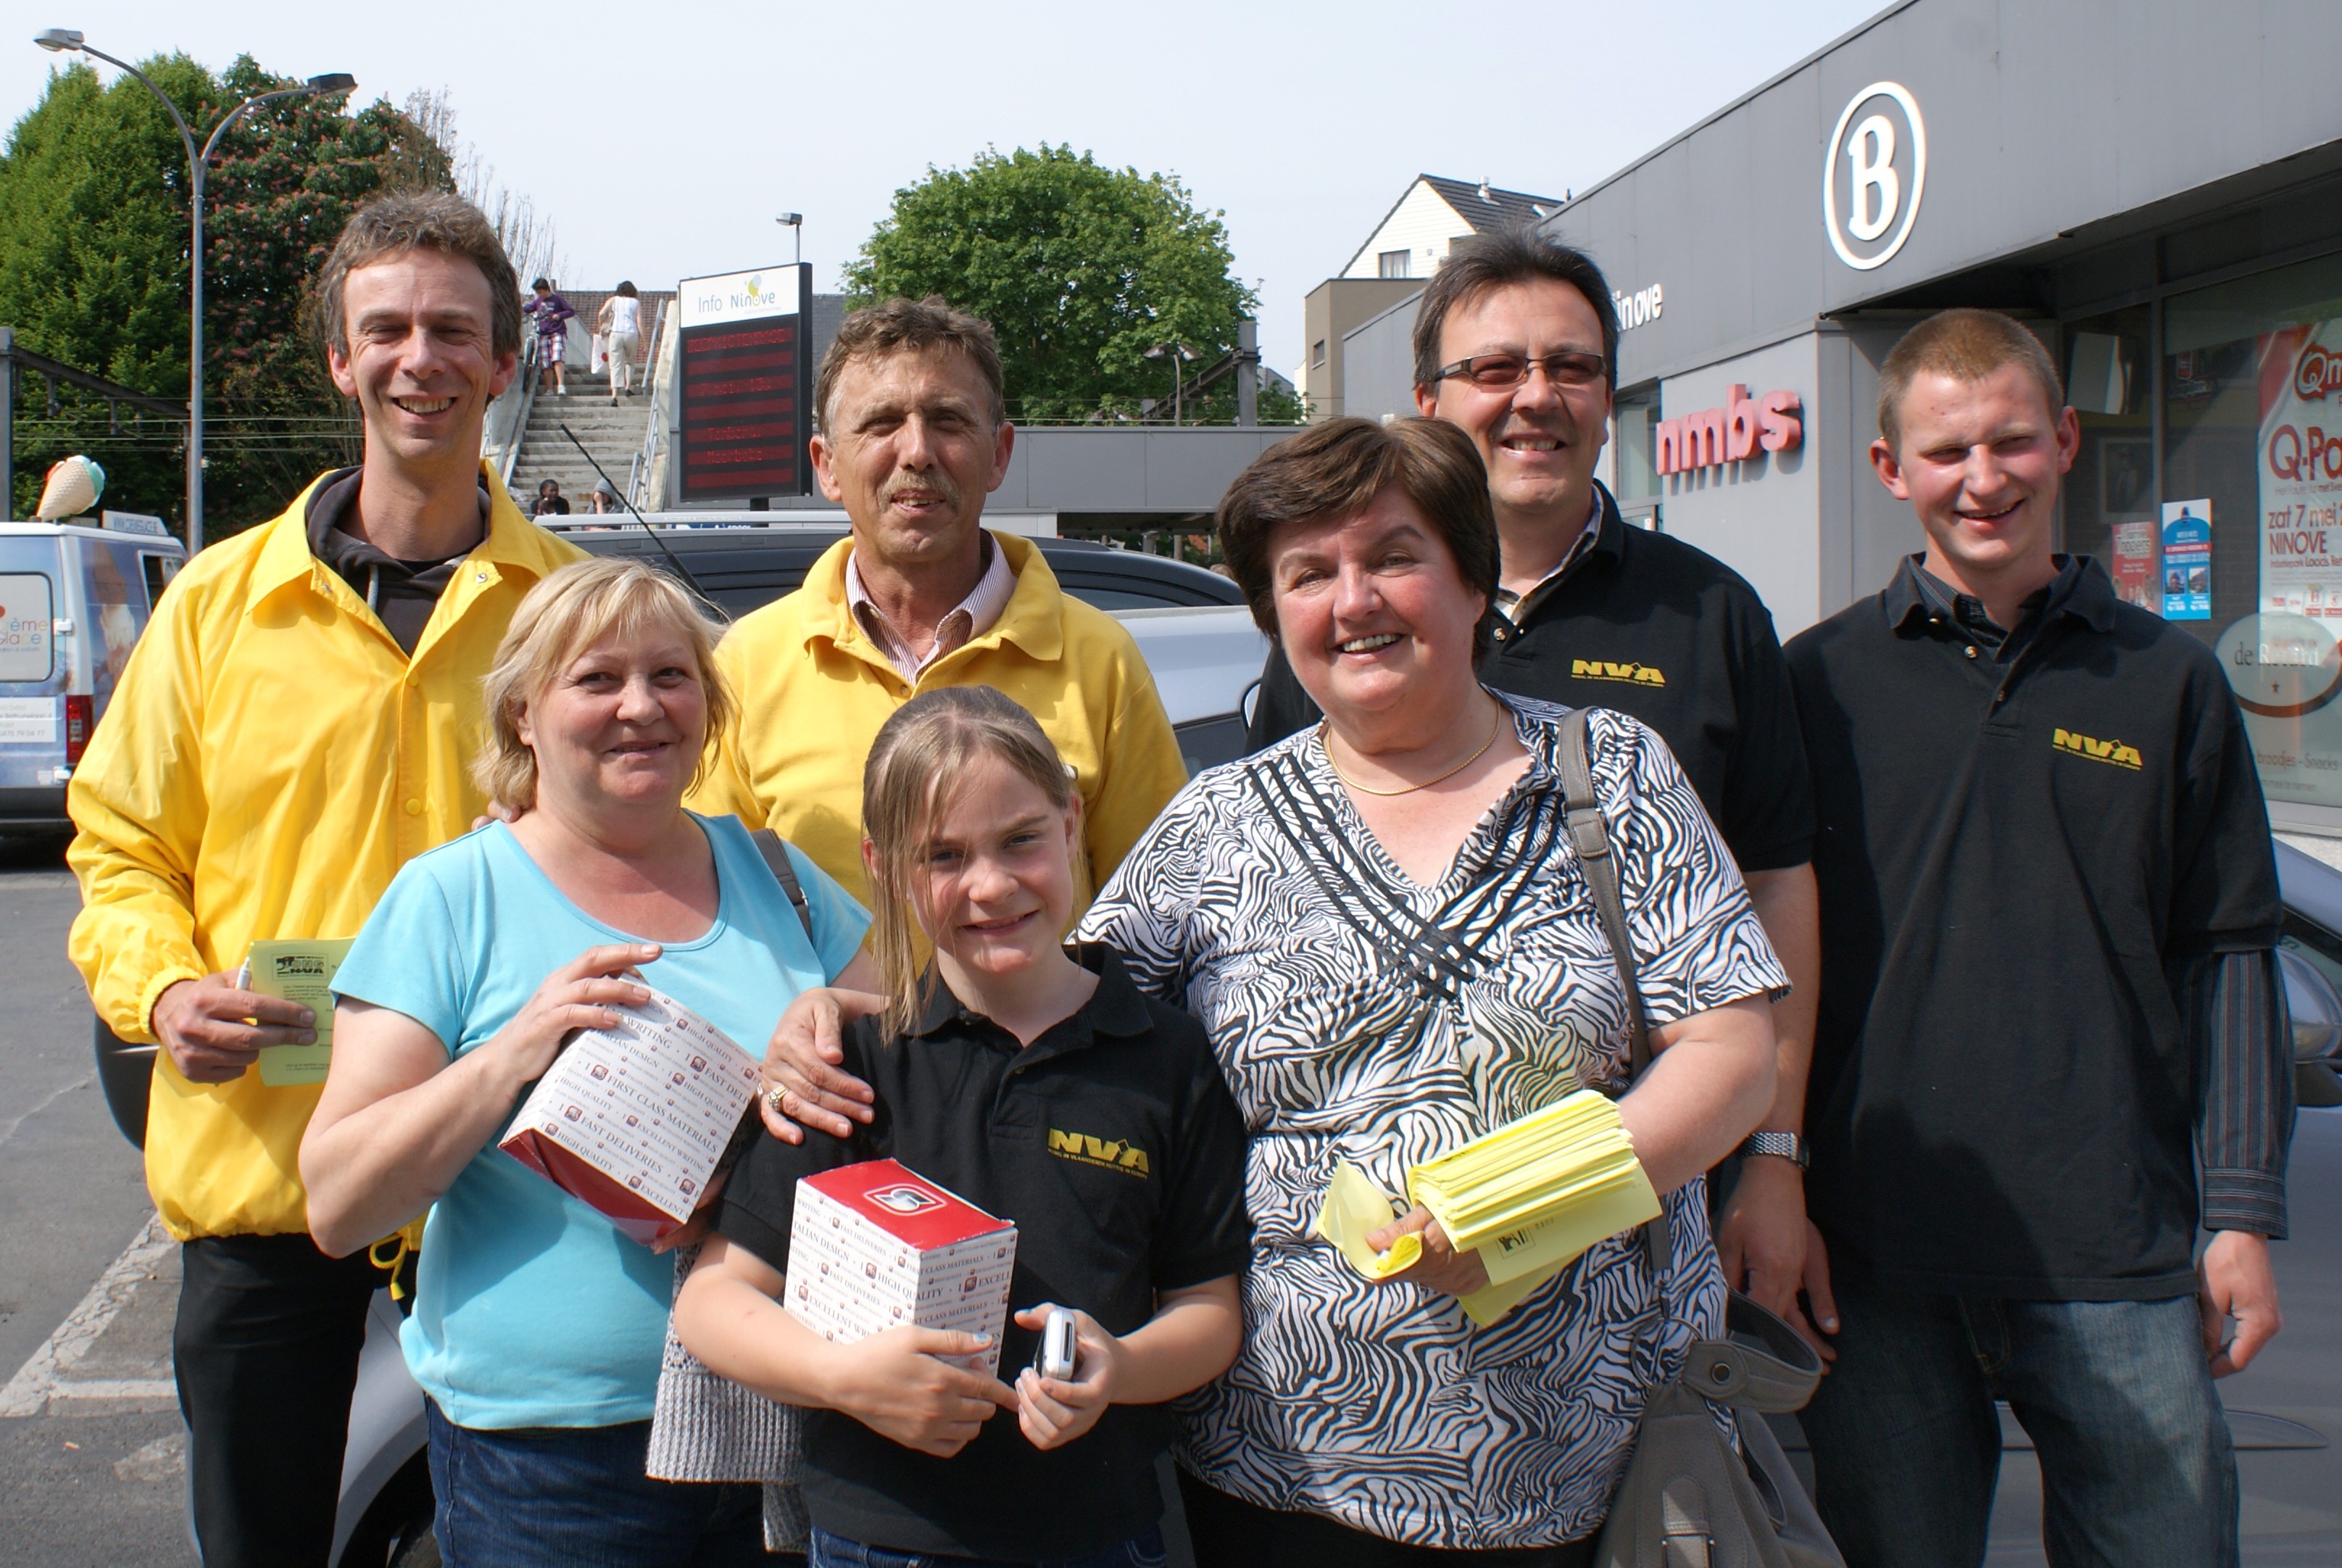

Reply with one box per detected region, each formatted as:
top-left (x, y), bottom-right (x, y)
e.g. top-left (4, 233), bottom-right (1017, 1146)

top-left (1246, 227), bottom-right (1827, 1353)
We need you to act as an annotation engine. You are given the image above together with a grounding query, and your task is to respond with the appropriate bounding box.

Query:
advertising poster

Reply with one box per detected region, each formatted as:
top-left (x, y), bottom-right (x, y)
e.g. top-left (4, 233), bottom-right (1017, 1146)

top-left (2109, 520), bottom-right (2158, 610)
top-left (2230, 320), bottom-right (2342, 808)
top-left (2160, 501), bottom-right (2212, 621)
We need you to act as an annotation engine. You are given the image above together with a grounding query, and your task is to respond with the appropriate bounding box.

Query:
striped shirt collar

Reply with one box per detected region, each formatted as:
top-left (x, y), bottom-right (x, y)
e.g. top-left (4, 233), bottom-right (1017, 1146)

top-left (844, 529), bottom-right (1016, 681)
top-left (1491, 487), bottom-right (1606, 625)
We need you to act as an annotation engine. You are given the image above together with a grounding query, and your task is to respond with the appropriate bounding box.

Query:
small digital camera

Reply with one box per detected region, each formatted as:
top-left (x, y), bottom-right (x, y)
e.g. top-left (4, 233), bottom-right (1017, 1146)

top-left (1037, 1308), bottom-right (1079, 1382)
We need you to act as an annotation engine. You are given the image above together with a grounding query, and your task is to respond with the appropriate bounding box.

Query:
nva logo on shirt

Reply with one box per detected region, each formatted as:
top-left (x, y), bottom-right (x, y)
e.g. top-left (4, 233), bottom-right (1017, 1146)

top-left (1571, 659), bottom-right (1667, 688)
top-left (1048, 1127), bottom-right (1150, 1177)
top-left (2053, 728), bottom-right (2143, 771)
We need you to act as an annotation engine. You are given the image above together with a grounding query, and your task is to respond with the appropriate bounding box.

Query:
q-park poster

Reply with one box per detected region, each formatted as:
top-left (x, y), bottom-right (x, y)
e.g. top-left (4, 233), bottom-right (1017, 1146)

top-left (2160, 501), bottom-right (2212, 621)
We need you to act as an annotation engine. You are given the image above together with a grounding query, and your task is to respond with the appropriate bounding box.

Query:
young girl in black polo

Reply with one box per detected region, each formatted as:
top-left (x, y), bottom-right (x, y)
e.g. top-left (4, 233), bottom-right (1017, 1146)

top-left (675, 686), bottom-right (1250, 1568)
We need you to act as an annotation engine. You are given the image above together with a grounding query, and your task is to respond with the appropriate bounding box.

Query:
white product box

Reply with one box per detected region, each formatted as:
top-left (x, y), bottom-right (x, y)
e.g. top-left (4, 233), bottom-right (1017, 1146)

top-left (784, 1159), bottom-right (1018, 1377)
top-left (499, 988), bottom-right (760, 1246)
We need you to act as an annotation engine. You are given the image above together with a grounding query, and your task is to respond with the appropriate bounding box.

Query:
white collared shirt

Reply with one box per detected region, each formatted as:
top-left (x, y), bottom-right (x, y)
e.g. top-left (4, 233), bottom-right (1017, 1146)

top-left (844, 531), bottom-right (1017, 681)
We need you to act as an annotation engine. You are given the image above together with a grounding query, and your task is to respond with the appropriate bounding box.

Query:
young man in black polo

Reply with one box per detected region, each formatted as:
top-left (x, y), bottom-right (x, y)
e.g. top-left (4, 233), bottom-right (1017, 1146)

top-left (1785, 308), bottom-right (2288, 1567)
top-left (1248, 228), bottom-right (1825, 1348)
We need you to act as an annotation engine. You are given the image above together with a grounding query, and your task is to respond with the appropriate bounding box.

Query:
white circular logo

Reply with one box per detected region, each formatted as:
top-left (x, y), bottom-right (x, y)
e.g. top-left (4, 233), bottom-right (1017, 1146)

top-left (1823, 82), bottom-right (1927, 271)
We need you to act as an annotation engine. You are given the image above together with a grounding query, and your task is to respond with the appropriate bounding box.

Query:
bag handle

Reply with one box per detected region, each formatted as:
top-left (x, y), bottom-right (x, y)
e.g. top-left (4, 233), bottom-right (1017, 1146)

top-left (1557, 708), bottom-right (1665, 1276)
top-left (749, 828), bottom-right (818, 945)
top-left (1560, 710), bottom-right (1823, 1416)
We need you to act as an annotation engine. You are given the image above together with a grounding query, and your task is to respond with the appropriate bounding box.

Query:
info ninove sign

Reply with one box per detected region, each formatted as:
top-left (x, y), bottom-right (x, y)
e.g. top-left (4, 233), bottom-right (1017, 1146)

top-left (674, 262), bottom-right (814, 502)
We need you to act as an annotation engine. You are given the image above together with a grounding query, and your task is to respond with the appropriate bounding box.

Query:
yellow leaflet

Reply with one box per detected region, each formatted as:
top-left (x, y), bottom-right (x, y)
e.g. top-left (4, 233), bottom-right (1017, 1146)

top-left (1314, 1160), bottom-right (1421, 1280)
top-left (246, 937), bottom-right (355, 1088)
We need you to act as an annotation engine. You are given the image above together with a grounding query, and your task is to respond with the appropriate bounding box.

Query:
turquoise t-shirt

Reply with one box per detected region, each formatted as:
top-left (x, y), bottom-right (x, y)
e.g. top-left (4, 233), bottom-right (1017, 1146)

top-left (331, 813), bottom-right (869, 1430)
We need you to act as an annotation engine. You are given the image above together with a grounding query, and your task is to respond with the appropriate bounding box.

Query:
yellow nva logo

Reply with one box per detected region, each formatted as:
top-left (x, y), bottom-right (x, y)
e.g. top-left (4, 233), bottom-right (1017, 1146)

top-left (1571, 658), bottom-right (1666, 687)
top-left (1047, 1128), bottom-right (1150, 1177)
top-left (2052, 728), bottom-right (2142, 771)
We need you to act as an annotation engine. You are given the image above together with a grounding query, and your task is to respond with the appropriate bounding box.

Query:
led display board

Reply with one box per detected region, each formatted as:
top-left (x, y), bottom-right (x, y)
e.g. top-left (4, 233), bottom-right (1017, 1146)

top-left (675, 263), bottom-right (813, 502)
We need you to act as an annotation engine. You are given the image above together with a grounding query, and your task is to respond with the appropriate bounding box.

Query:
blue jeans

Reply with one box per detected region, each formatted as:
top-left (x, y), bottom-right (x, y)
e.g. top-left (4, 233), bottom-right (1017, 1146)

top-left (1798, 1281), bottom-right (2237, 1568)
top-left (806, 1523), bottom-right (1166, 1568)
top-left (427, 1402), bottom-right (767, 1568)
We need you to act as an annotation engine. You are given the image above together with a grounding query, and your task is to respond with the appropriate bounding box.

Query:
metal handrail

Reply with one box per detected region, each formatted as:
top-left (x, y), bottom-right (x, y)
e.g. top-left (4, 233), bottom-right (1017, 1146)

top-left (488, 333), bottom-right (543, 490)
top-left (628, 301), bottom-right (674, 510)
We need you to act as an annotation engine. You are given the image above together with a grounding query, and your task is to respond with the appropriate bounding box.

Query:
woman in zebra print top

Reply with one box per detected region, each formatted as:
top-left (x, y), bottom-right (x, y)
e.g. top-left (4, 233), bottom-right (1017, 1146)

top-left (1074, 418), bottom-right (1787, 1561)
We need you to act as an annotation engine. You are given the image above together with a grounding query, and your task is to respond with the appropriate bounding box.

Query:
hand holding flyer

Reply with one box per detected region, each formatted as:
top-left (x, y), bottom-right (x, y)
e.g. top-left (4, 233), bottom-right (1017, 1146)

top-left (239, 938), bottom-right (354, 1087)
top-left (499, 988), bottom-right (763, 1246)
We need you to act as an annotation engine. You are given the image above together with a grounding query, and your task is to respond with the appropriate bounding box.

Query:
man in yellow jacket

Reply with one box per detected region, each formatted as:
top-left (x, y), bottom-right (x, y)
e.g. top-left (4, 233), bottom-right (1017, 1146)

top-left (67, 192), bottom-right (581, 1568)
top-left (687, 296), bottom-right (1187, 908)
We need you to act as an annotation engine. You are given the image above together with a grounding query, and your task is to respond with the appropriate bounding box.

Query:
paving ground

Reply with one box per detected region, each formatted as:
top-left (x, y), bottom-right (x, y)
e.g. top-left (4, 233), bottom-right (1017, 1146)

top-left (0, 831), bottom-right (194, 1564)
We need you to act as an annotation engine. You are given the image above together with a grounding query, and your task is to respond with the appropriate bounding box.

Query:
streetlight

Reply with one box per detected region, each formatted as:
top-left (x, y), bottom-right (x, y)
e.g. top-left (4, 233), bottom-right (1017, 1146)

top-left (34, 29), bottom-right (353, 549)
top-left (776, 213), bottom-right (802, 266)
top-left (1145, 341), bottom-right (1200, 425)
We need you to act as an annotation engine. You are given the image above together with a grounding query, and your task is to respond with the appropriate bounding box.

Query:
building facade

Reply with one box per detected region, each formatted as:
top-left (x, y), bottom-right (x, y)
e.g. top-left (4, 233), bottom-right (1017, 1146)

top-left (1343, 0), bottom-right (2342, 835)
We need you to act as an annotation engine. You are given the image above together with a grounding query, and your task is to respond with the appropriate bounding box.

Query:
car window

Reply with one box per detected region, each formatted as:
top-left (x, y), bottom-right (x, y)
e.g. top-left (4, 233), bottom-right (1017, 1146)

top-left (139, 552), bottom-right (180, 610)
top-left (0, 571), bottom-right (56, 683)
top-left (1174, 715), bottom-right (1249, 776)
top-left (2283, 913), bottom-right (2342, 992)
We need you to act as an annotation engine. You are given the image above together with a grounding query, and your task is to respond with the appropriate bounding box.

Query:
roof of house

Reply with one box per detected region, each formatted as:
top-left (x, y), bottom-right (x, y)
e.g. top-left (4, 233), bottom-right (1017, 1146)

top-left (1340, 175), bottom-right (1566, 277)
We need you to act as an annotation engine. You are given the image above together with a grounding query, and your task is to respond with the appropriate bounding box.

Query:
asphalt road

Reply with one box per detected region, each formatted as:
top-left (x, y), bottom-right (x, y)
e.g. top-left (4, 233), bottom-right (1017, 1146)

top-left (0, 830), bottom-right (194, 1567)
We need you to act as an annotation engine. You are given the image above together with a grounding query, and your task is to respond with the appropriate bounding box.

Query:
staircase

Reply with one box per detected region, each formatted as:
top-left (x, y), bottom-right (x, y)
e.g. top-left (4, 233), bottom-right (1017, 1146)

top-left (507, 368), bottom-right (653, 513)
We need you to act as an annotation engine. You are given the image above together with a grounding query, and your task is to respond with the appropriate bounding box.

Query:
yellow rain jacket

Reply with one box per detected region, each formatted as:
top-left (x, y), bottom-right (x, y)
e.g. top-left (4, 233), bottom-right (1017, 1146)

top-left (687, 531), bottom-right (1187, 909)
top-left (67, 465), bottom-right (584, 1241)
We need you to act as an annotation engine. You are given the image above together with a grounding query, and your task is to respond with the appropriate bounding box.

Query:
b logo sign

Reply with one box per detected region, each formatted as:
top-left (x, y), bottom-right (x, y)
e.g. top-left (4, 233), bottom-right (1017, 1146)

top-left (1823, 82), bottom-right (1926, 271)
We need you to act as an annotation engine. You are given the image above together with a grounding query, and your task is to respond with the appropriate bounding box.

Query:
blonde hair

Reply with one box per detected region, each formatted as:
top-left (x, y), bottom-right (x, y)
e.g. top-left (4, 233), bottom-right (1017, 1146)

top-left (473, 558), bottom-right (734, 810)
top-left (861, 686), bottom-right (1076, 1041)
top-left (1877, 308), bottom-right (2064, 452)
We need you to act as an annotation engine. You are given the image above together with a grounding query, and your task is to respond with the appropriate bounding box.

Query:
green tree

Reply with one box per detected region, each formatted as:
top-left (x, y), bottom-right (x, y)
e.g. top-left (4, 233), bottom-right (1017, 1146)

top-left (846, 145), bottom-right (1266, 423)
top-left (0, 57), bottom-right (447, 532)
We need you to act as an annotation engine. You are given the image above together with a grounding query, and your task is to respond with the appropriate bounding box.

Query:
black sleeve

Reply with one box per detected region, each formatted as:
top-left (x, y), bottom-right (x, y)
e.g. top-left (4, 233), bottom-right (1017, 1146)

top-left (1150, 1008), bottom-right (1253, 1291)
top-left (1245, 644), bottom-right (1321, 753)
top-left (715, 1035), bottom-right (873, 1272)
top-left (2167, 662), bottom-right (2281, 954)
top-left (1716, 594), bottom-right (1816, 873)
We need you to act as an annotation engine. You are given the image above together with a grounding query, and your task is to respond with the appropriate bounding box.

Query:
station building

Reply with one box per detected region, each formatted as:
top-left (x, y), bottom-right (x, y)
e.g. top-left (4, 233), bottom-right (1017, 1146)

top-left (1342, 0), bottom-right (2342, 837)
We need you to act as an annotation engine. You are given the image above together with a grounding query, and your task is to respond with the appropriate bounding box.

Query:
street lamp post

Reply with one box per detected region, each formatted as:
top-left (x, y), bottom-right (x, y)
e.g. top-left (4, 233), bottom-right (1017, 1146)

top-left (1145, 341), bottom-right (1200, 425)
top-left (776, 213), bottom-right (802, 266)
top-left (33, 30), bottom-right (352, 550)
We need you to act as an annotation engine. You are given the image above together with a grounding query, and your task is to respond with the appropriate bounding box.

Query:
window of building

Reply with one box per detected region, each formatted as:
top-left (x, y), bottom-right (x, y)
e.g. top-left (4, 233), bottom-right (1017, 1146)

top-left (1311, 339), bottom-right (1327, 368)
top-left (1379, 249), bottom-right (1410, 280)
top-left (2063, 252), bottom-right (2342, 818)
top-left (1610, 387), bottom-right (1664, 530)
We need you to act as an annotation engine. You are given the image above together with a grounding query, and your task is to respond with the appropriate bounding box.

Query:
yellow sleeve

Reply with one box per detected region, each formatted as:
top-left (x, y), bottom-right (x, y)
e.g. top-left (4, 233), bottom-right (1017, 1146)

top-left (1083, 633), bottom-right (1189, 889)
top-left (65, 574), bottom-right (214, 1042)
top-left (684, 631), bottom-right (765, 826)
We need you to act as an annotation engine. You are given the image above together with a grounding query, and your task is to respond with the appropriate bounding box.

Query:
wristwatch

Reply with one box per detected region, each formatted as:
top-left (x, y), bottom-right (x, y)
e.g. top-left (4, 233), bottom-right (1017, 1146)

top-left (1740, 1132), bottom-right (1810, 1169)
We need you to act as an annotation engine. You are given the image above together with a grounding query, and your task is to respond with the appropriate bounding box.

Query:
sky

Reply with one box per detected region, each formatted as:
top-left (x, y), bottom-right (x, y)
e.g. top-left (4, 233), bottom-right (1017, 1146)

top-left (3, 0), bottom-right (1889, 378)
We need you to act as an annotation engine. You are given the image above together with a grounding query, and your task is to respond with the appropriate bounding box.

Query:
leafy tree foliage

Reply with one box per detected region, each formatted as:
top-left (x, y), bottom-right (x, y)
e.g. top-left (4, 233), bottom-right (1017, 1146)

top-left (0, 57), bottom-right (444, 532)
top-left (847, 146), bottom-right (1279, 423)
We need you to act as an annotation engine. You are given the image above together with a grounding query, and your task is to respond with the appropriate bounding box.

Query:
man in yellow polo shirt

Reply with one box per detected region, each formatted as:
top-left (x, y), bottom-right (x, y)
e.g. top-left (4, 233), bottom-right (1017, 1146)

top-left (689, 296), bottom-right (1186, 907)
top-left (67, 192), bottom-right (581, 1567)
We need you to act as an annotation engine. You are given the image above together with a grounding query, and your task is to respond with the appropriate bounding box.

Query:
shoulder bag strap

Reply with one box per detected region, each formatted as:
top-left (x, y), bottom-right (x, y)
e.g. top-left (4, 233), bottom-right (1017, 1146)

top-left (749, 827), bottom-right (818, 945)
top-left (1558, 708), bottom-right (1666, 1275)
top-left (1563, 711), bottom-right (1824, 1413)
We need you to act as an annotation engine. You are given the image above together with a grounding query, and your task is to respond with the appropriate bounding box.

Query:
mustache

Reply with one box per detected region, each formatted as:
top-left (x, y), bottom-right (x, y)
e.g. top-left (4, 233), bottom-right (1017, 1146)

top-left (882, 471), bottom-right (962, 507)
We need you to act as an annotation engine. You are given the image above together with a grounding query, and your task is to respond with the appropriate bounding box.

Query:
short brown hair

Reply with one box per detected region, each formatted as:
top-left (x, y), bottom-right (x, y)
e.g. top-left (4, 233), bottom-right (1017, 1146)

top-left (1412, 225), bottom-right (1619, 392)
top-left (861, 686), bottom-right (1076, 1042)
top-left (1877, 309), bottom-right (2064, 452)
top-left (815, 296), bottom-right (1005, 435)
top-left (1217, 417), bottom-right (1498, 656)
top-left (474, 559), bottom-right (734, 811)
top-left (312, 191), bottom-right (523, 359)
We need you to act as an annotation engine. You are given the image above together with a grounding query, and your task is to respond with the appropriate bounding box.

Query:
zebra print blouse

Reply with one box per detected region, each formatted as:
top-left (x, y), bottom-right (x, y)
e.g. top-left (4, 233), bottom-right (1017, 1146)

top-left (1076, 694), bottom-right (1787, 1548)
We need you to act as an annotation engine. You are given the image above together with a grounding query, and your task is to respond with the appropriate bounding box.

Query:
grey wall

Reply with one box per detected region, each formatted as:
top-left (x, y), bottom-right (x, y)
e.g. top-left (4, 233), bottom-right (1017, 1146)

top-left (992, 427), bottom-right (1289, 513)
top-left (1341, 291), bottom-right (1426, 424)
top-left (1549, 0), bottom-right (2342, 385)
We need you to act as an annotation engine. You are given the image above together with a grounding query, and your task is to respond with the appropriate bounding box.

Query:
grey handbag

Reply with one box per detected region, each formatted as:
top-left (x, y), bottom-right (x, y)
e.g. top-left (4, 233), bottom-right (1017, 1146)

top-left (641, 829), bottom-right (821, 1553)
top-left (1556, 709), bottom-right (1845, 1568)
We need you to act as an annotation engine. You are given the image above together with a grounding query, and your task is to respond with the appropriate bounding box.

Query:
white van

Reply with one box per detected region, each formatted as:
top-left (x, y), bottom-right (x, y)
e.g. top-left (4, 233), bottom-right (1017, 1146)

top-left (0, 520), bottom-right (186, 831)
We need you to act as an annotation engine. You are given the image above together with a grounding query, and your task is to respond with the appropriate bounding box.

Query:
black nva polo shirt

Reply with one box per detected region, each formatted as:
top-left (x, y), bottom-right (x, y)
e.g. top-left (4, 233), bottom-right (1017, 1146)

top-left (718, 945), bottom-right (1250, 1561)
top-left (1785, 556), bottom-right (2280, 1300)
top-left (1246, 484), bottom-right (1815, 873)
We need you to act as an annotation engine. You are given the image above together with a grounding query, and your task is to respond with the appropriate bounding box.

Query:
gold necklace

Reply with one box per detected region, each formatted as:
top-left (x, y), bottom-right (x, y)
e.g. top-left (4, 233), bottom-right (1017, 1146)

top-left (1322, 703), bottom-right (1505, 797)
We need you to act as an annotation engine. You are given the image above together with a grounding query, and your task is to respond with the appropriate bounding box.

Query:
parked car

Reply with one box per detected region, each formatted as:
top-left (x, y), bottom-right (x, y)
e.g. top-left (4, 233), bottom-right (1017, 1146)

top-left (0, 520), bottom-right (186, 831)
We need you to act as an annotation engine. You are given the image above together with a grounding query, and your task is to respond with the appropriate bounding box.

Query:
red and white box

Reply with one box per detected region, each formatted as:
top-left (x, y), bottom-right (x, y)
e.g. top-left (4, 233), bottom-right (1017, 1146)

top-left (784, 1160), bottom-right (1018, 1377)
top-left (499, 989), bottom-right (760, 1246)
